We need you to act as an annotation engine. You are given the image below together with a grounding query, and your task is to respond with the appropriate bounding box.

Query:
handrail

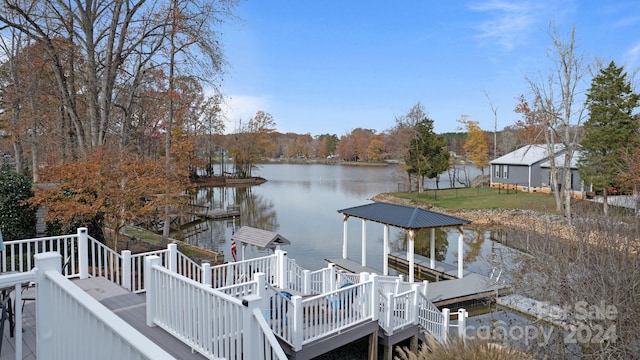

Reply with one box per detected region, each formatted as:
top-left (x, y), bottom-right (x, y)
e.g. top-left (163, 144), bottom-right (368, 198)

top-left (147, 261), bottom-right (245, 358)
top-left (38, 253), bottom-right (175, 359)
top-left (416, 291), bottom-right (446, 341)
top-left (252, 308), bottom-right (288, 360)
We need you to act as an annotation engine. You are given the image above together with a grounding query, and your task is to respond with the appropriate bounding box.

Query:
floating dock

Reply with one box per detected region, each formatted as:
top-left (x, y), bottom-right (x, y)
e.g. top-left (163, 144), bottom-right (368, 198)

top-left (326, 252), bottom-right (512, 307)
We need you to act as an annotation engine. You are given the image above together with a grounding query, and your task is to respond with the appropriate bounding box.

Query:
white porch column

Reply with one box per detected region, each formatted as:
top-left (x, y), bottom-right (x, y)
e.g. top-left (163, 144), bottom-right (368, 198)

top-left (407, 230), bottom-right (415, 282)
top-left (383, 225), bottom-right (389, 275)
top-left (361, 219), bottom-right (367, 267)
top-left (457, 226), bottom-right (464, 279)
top-left (430, 228), bottom-right (435, 269)
top-left (342, 215), bottom-right (348, 259)
top-left (242, 244), bottom-right (246, 261)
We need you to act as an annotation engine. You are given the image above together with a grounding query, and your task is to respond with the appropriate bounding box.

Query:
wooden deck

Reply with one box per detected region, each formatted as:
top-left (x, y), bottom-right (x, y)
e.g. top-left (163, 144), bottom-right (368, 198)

top-left (326, 254), bottom-right (512, 307)
top-left (1, 277), bottom-right (207, 360)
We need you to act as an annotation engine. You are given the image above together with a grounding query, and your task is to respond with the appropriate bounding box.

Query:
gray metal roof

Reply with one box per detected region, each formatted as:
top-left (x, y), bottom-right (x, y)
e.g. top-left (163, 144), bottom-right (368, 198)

top-left (490, 144), bottom-right (564, 166)
top-left (337, 202), bottom-right (470, 229)
top-left (231, 226), bottom-right (291, 249)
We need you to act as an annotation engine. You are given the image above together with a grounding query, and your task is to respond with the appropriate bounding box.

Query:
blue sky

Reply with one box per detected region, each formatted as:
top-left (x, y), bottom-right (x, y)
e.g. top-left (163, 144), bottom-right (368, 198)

top-left (219, 1), bottom-right (640, 136)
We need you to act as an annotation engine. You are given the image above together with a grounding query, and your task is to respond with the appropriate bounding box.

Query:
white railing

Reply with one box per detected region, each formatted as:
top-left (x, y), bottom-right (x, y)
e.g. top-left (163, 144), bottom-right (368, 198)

top-left (262, 273), bottom-right (378, 351)
top-left (1, 228), bottom-right (211, 294)
top-left (417, 291), bottom-right (447, 341)
top-left (309, 267), bottom-right (331, 294)
top-left (145, 256), bottom-right (286, 360)
top-left (176, 251), bottom-right (203, 283)
top-left (87, 234), bottom-right (123, 286)
top-left (33, 252), bottom-right (176, 360)
top-left (0, 231), bottom-right (80, 277)
top-left (209, 253), bottom-right (277, 288)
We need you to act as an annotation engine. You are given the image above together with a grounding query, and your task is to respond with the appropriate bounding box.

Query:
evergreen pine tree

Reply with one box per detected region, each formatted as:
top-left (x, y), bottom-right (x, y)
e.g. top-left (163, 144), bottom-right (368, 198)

top-left (578, 61), bottom-right (639, 214)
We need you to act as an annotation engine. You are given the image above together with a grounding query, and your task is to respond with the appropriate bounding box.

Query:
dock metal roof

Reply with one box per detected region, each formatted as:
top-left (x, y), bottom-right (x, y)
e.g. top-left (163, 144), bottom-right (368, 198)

top-left (231, 226), bottom-right (291, 249)
top-left (337, 202), bottom-right (470, 229)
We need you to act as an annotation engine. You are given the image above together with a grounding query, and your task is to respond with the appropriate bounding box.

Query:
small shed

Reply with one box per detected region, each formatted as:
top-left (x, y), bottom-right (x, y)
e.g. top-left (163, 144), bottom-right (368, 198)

top-left (337, 202), bottom-right (471, 282)
top-left (231, 226), bottom-right (290, 260)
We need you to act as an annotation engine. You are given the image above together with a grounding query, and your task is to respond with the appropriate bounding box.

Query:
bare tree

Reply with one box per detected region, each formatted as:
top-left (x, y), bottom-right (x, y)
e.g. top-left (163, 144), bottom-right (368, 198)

top-left (527, 24), bottom-right (588, 222)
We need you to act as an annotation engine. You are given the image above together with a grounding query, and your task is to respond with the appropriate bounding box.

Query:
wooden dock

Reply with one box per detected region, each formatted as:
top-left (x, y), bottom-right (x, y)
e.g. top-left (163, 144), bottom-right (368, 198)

top-left (388, 251), bottom-right (459, 281)
top-left (326, 253), bottom-right (512, 307)
top-left (325, 257), bottom-right (381, 275)
top-left (192, 205), bottom-right (240, 220)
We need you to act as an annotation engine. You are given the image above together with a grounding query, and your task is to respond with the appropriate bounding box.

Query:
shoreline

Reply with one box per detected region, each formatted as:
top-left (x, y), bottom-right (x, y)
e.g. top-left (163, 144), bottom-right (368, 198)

top-left (371, 193), bottom-right (576, 242)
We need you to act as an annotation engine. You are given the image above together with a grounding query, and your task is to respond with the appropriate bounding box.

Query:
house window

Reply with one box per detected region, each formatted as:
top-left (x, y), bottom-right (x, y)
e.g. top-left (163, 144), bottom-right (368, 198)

top-left (495, 165), bottom-right (501, 178)
top-left (502, 165), bottom-right (509, 178)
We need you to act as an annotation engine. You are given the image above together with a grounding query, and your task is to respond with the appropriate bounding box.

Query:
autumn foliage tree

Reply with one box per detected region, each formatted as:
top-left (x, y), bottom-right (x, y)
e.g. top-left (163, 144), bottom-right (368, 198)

top-left (458, 115), bottom-right (489, 176)
top-left (512, 95), bottom-right (546, 145)
top-left (31, 146), bottom-right (171, 251)
top-left (229, 111), bottom-right (276, 177)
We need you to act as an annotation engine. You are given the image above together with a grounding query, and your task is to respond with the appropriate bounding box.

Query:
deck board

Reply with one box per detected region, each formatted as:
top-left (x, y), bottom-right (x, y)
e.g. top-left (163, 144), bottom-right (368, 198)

top-left (73, 277), bottom-right (207, 360)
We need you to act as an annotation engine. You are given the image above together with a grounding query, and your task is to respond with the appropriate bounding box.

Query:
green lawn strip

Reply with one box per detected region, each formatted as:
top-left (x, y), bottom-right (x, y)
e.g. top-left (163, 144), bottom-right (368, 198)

top-left (390, 187), bottom-right (558, 212)
top-left (122, 225), bottom-right (222, 263)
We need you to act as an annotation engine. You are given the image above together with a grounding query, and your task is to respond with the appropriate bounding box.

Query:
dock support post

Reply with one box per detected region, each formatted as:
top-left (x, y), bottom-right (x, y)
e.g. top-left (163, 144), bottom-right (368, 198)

top-left (457, 226), bottom-right (464, 279)
top-left (407, 230), bottom-right (415, 283)
top-left (382, 344), bottom-right (392, 360)
top-left (368, 330), bottom-right (378, 360)
top-left (342, 215), bottom-right (349, 259)
top-left (361, 219), bottom-right (367, 267)
top-left (410, 335), bottom-right (418, 352)
top-left (430, 228), bottom-right (435, 269)
top-left (383, 225), bottom-right (389, 275)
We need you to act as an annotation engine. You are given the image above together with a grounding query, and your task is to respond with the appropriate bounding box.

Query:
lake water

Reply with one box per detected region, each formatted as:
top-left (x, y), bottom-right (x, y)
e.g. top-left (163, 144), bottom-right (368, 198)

top-left (184, 163), bottom-right (517, 276)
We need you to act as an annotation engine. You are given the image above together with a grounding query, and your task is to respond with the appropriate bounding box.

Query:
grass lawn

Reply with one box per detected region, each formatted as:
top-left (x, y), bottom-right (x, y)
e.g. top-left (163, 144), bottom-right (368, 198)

top-left (390, 187), bottom-right (559, 212)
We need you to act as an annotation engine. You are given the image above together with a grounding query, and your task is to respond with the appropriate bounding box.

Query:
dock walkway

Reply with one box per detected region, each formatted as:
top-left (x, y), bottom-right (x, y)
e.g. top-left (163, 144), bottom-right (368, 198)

top-left (327, 253), bottom-right (512, 307)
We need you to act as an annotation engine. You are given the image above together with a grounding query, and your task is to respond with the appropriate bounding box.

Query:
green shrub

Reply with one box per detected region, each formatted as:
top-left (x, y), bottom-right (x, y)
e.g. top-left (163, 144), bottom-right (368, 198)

top-left (0, 168), bottom-right (36, 240)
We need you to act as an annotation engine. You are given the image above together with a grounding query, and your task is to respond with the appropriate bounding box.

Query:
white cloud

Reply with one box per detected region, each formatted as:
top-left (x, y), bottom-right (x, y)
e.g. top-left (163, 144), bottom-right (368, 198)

top-left (623, 40), bottom-right (640, 72)
top-left (468, 0), bottom-right (546, 50)
top-left (221, 94), bottom-right (270, 131)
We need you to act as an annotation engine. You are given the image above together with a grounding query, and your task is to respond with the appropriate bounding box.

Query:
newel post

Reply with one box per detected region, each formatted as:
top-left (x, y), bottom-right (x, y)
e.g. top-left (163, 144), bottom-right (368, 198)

top-left (167, 243), bottom-right (178, 272)
top-left (122, 250), bottom-right (131, 291)
top-left (276, 250), bottom-right (287, 288)
top-left (442, 308), bottom-right (450, 342)
top-left (302, 269), bottom-right (311, 294)
top-left (145, 255), bottom-right (162, 327)
top-left (370, 274), bottom-right (379, 321)
top-left (291, 295), bottom-right (303, 351)
top-left (35, 252), bottom-right (62, 358)
top-left (242, 295), bottom-right (262, 360)
top-left (411, 283), bottom-right (421, 325)
top-left (457, 308), bottom-right (468, 341)
top-left (77, 227), bottom-right (89, 279)
top-left (202, 262), bottom-right (212, 287)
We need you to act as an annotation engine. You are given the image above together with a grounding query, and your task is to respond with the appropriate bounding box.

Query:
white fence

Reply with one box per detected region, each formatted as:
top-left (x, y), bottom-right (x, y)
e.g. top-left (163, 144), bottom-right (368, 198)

top-left (145, 256), bottom-right (286, 360)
